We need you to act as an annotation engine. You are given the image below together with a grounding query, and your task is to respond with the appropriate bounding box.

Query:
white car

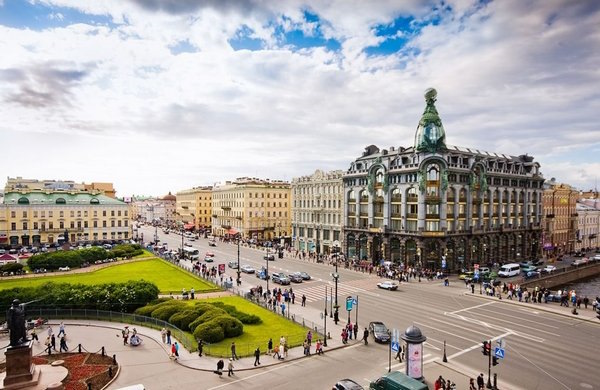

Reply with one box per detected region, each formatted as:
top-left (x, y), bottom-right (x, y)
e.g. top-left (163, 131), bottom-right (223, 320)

top-left (377, 281), bottom-right (398, 291)
top-left (593, 254), bottom-right (600, 261)
top-left (58, 266), bottom-right (71, 271)
top-left (542, 265), bottom-right (556, 273)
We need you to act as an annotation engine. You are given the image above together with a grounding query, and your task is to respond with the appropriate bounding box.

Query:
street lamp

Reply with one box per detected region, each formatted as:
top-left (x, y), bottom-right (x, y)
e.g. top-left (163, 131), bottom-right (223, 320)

top-left (323, 285), bottom-right (328, 347)
top-left (332, 244), bottom-right (340, 324)
top-left (236, 233), bottom-right (241, 286)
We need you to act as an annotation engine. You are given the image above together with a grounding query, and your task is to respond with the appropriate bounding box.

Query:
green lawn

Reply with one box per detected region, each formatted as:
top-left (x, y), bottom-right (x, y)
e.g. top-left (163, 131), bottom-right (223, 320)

top-left (0, 258), bottom-right (218, 294)
top-left (195, 296), bottom-right (313, 357)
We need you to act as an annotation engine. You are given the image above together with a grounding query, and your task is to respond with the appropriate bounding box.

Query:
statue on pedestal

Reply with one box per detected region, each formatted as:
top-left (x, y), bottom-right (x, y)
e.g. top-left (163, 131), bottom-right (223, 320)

top-left (6, 299), bottom-right (28, 347)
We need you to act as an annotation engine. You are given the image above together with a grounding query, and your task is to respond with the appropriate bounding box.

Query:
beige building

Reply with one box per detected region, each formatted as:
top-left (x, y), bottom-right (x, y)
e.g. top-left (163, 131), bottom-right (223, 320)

top-left (542, 179), bottom-right (578, 257)
top-left (291, 170), bottom-right (344, 255)
top-left (131, 194), bottom-right (176, 226)
top-left (6, 177), bottom-right (116, 198)
top-left (176, 186), bottom-right (212, 230)
top-left (212, 178), bottom-right (291, 240)
top-left (0, 190), bottom-right (131, 247)
top-left (575, 201), bottom-right (600, 252)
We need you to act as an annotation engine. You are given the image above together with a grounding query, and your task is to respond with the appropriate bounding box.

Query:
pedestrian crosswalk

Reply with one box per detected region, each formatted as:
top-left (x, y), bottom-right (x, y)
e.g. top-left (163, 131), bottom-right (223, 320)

top-left (293, 278), bottom-right (379, 303)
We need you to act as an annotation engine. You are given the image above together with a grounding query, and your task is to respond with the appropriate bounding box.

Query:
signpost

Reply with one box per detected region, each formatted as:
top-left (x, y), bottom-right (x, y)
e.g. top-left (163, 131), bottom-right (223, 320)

top-left (494, 347), bottom-right (505, 359)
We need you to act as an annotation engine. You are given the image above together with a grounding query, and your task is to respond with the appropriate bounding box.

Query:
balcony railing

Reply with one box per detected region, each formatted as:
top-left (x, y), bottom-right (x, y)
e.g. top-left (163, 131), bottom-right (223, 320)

top-left (406, 213), bottom-right (417, 219)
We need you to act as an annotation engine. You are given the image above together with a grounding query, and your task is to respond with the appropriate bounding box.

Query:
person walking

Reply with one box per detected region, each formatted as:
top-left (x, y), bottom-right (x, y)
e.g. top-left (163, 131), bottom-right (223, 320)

top-left (353, 323), bottom-right (358, 340)
top-left (160, 328), bottom-right (167, 344)
top-left (362, 327), bottom-right (369, 345)
top-left (215, 359), bottom-right (224, 376)
top-left (347, 322), bottom-right (353, 340)
top-left (301, 294), bottom-right (306, 307)
top-left (469, 378), bottom-right (477, 390)
top-left (47, 326), bottom-right (53, 338)
top-left (477, 373), bottom-right (485, 390)
top-left (58, 322), bottom-right (66, 337)
top-left (59, 335), bottom-right (68, 352)
top-left (197, 339), bottom-right (203, 357)
top-left (254, 346), bottom-right (261, 366)
top-left (30, 328), bottom-right (39, 343)
top-left (51, 334), bottom-right (57, 351)
top-left (227, 358), bottom-right (234, 376)
top-left (121, 326), bottom-right (129, 345)
top-left (166, 329), bottom-right (172, 345)
top-left (267, 338), bottom-right (273, 355)
top-left (231, 341), bottom-right (238, 360)
top-left (170, 343), bottom-right (178, 360)
top-left (190, 287), bottom-right (195, 300)
top-left (306, 330), bottom-right (312, 346)
top-left (395, 343), bottom-right (403, 362)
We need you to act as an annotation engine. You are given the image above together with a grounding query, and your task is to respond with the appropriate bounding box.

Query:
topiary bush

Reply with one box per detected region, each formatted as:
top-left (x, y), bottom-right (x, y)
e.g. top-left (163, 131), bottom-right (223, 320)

top-left (211, 315), bottom-right (244, 338)
top-left (235, 313), bottom-right (262, 325)
top-left (196, 307), bottom-right (227, 324)
top-left (193, 320), bottom-right (225, 343)
top-left (151, 302), bottom-right (186, 321)
top-left (169, 309), bottom-right (202, 330)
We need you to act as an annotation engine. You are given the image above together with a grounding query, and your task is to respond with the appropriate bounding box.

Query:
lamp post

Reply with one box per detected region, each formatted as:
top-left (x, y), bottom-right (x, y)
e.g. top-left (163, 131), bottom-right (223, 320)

top-left (316, 223), bottom-right (321, 262)
top-left (323, 285), bottom-right (328, 347)
top-left (332, 244), bottom-right (340, 324)
top-left (236, 234), bottom-right (241, 286)
top-left (266, 244), bottom-right (270, 294)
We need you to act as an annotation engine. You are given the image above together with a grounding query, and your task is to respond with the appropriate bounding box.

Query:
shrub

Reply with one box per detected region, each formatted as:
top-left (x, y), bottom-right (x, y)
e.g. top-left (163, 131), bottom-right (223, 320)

top-left (193, 320), bottom-right (225, 343)
top-left (196, 307), bottom-right (227, 324)
top-left (236, 313), bottom-right (262, 325)
top-left (151, 303), bottom-right (186, 321)
top-left (211, 315), bottom-right (244, 338)
top-left (134, 304), bottom-right (160, 316)
top-left (169, 310), bottom-right (201, 330)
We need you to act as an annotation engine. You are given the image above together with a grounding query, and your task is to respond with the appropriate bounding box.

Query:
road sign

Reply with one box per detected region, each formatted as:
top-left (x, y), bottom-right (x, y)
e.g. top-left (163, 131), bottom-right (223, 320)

top-left (494, 347), bottom-right (505, 359)
top-left (497, 338), bottom-right (506, 349)
top-left (346, 296), bottom-right (353, 311)
top-left (351, 298), bottom-right (357, 306)
top-left (391, 341), bottom-right (399, 352)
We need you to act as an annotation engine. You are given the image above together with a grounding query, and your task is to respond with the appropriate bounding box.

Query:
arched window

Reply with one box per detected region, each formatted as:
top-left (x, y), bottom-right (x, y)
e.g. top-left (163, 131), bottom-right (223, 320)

top-left (392, 188), bottom-right (402, 202)
top-left (375, 170), bottom-right (384, 185)
top-left (90, 198), bottom-right (100, 204)
top-left (17, 197), bottom-right (29, 204)
top-left (348, 191), bottom-right (356, 202)
top-left (55, 198), bottom-right (66, 204)
top-left (427, 165), bottom-right (439, 181)
top-left (360, 190), bottom-right (369, 202)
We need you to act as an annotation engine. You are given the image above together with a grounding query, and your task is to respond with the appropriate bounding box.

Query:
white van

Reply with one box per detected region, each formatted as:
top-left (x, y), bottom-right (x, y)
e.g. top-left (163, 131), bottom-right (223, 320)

top-left (498, 263), bottom-right (520, 277)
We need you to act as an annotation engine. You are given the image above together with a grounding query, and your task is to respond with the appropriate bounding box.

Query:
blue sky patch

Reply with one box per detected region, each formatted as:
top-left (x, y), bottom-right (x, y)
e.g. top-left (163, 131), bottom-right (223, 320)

top-left (169, 40), bottom-right (197, 55)
top-left (229, 25), bottom-right (264, 51)
top-left (0, 0), bottom-right (116, 30)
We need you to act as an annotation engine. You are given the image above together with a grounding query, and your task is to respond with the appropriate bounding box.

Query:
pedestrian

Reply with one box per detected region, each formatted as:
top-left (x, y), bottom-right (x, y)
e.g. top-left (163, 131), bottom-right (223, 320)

top-left (272, 345), bottom-right (280, 359)
top-left (171, 343), bottom-right (177, 360)
top-left (477, 373), bottom-right (485, 390)
top-left (307, 330), bottom-right (312, 346)
top-left (198, 339), bottom-right (203, 357)
top-left (47, 326), bottom-right (53, 338)
top-left (215, 359), bottom-right (224, 376)
top-left (231, 341), bottom-right (238, 360)
top-left (122, 326), bottom-right (129, 345)
top-left (58, 322), bottom-right (66, 337)
top-left (301, 294), bottom-right (306, 307)
top-left (353, 323), bottom-right (358, 339)
top-left (60, 335), bottom-right (68, 352)
top-left (362, 327), bottom-right (369, 345)
top-left (291, 292), bottom-right (295, 304)
top-left (469, 378), bottom-right (477, 390)
top-left (315, 339), bottom-right (323, 355)
top-left (45, 336), bottom-right (52, 355)
top-left (583, 296), bottom-right (589, 309)
top-left (51, 334), bottom-right (57, 351)
top-left (254, 346), bottom-right (261, 366)
top-left (166, 329), bottom-right (172, 345)
top-left (227, 358), bottom-right (234, 376)
top-left (31, 328), bottom-right (39, 343)
top-left (267, 338), bottom-right (273, 354)
top-left (190, 287), bottom-right (195, 300)
top-left (281, 302), bottom-right (286, 317)
top-left (347, 323), bottom-right (353, 340)
top-left (395, 343), bottom-right (403, 362)
top-left (303, 339), bottom-right (309, 355)
top-left (341, 329), bottom-right (347, 344)
top-left (434, 376), bottom-right (444, 390)
top-left (160, 328), bottom-right (167, 343)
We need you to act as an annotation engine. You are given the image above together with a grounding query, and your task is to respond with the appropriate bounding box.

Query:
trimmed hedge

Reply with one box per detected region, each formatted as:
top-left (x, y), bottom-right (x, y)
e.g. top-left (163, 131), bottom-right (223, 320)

top-left (169, 310), bottom-right (202, 330)
top-left (27, 244), bottom-right (143, 271)
top-left (150, 303), bottom-right (187, 322)
top-left (193, 320), bottom-right (225, 343)
top-left (211, 315), bottom-right (244, 338)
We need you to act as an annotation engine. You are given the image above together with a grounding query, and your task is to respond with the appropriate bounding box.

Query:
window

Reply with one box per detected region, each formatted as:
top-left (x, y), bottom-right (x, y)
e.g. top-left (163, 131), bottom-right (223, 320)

top-left (103, 210), bottom-right (107, 217)
top-left (22, 211), bottom-right (27, 218)
top-left (49, 222), bottom-right (53, 229)
top-left (49, 211), bottom-right (53, 217)
top-left (11, 223), bottom-right (16, 231)
top-left (59, 211), bottom-right (64, 217)
top-left (33, 222), bottom-right (38, 229)
top-left (118, 220), bottom-right (122, 227)
top-left (93, 221), bottom-right (98, 228)
top-left (59, 222), bottom-right (64, 229)
top-left (111, 210), bottom-right (115, 217)
top-left (118, 210), bottom-right (121, 216)
top-left (103, 221), bottom-right (107, 228)
top-left (70, 222), bottom-right (75, 228)
top-left (10, 211), bottom-right (15, 218)
top-left (34, 211), bottom-right (38, 218)
top-left (55, 198), bottom-right (66, 205)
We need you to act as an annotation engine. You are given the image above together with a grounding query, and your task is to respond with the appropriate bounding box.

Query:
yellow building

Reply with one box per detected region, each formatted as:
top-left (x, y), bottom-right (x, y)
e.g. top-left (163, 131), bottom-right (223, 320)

top-left (6, 177), bottom-right (116, 198)
top-left (212, 178), bottom-right (291, 240)
top-left (0, 190), bottom-right (131, 248)
top-left (175, 187), bottom-right (213, 230)
top-left (542, 179), bottom-right (578, 256)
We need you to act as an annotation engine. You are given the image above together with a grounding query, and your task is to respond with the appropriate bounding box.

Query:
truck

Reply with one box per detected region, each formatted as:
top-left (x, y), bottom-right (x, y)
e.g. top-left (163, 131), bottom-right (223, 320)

top-left (369, 372), bottom-right (428, 390)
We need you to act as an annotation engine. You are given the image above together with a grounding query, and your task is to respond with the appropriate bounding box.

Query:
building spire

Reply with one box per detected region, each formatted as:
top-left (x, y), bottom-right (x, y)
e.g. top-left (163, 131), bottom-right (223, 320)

top-left (414, 88), bottom-right (447, 153)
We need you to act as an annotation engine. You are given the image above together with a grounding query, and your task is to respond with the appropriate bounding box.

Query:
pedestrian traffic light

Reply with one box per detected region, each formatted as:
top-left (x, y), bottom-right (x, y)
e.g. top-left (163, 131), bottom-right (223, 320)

top-left (482, 341), bottom-right (489, 356)
top-left (492, 356), bottom-right (499, 366)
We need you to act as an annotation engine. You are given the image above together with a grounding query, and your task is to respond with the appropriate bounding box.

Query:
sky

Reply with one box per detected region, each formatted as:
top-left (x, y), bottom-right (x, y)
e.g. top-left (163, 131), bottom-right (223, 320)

top-left (0, 0), bottom-right (599, 197)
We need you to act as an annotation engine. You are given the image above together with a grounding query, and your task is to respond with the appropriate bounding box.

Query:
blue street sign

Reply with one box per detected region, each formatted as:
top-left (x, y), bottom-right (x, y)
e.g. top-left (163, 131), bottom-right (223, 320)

top-left (494, 347), bottom-right (505, 359)
top-left (391, 341), bottom-right (399, 352)
top-left (352, 298), bottom-right (357, 306)
top-left (346, 297), bottom-right (353, 311)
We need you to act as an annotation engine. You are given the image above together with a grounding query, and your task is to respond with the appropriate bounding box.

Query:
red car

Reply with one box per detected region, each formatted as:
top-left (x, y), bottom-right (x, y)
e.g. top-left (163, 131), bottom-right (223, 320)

top-left (205, 251), bottom-right (215, 257)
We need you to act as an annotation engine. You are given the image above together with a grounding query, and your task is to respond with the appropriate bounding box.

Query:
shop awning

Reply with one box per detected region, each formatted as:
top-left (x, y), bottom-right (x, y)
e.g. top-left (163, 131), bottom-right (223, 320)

top-left (0, 254), bottom-right (17, 262)
top-left (184, 223), bottom-right (195, 230)
top-left (226, 228), bottom-right (239, 235)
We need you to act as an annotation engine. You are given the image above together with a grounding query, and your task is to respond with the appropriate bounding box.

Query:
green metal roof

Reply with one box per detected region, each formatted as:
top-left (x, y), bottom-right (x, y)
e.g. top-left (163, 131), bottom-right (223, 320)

top-left (3, 191), bottom-right (126, 206)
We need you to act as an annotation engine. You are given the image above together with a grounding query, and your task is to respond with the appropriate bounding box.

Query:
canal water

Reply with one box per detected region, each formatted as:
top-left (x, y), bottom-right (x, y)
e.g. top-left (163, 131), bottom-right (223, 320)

top-left (558, 274), bottom-right (600, 298)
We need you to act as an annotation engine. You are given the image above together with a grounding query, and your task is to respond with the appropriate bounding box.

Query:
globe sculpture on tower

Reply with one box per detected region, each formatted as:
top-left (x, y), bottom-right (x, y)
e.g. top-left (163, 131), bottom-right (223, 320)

top-left (414, 88), bottom-right (447, 153)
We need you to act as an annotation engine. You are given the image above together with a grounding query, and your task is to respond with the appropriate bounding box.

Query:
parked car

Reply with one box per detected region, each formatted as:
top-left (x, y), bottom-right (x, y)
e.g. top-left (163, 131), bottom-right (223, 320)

top-left (271, 273), bottom-right (290, 285)
top-left (521, 265), bottom-right (538, 274)
top-left (542, 265), bottom-right (557, 273)
top-left (58, 266), bottom-right (71, 271)
top-left (593, 254), bottom-right (600, 261)
top-left (532, 258), bottom-right (545, 266)
top-left (228, 261), bottom-right (238, 269)
top-left (34, 268), bottom-right (47, 273)
top-left (288, 273), bottom-right (303, 283)
top-left (368, 321), bottom-right (390, 343)
top-left (241, 265), bottom-right (255, 274)
top-left (572, 258), bottom-right (589, 266)
top-left (264, 254), bottom-right (275, 261)
top-left (377, 281), bottom-right (398, 291)
top-left (525, 270), bottom-right (541, 279)
top-left (333, 379), bottom-right (364, 390)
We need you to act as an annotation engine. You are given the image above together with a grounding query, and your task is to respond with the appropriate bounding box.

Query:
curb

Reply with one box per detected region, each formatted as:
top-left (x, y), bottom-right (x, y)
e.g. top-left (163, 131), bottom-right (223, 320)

top-left (462, 292), bottom-right (600, 325)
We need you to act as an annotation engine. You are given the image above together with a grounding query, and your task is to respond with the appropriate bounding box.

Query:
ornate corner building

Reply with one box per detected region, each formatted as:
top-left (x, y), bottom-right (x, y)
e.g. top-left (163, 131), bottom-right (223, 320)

top-left (343, 89), bottom-right (545, 271)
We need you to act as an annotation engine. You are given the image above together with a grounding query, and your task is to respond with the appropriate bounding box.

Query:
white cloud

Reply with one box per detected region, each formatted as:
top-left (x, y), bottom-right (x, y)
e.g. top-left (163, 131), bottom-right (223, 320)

top-left (1, 0), bottom-right (599, 196)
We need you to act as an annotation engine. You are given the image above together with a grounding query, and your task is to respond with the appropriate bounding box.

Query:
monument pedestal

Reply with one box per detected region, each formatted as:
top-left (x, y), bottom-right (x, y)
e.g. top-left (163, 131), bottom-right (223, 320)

top-left (2, 341), bottom-right (40, 388)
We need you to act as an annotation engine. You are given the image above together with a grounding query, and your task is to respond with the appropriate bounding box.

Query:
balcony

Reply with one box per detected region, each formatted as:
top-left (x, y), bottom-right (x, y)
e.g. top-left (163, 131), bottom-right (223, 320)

top-left (406, 213), bottom-right (418, 219)
top-left (425, 196), bottom-right (441, 204)
top-left (407, 196), bottom-right (418, 202)
top-left (221, 206), bottom-right (231, 211)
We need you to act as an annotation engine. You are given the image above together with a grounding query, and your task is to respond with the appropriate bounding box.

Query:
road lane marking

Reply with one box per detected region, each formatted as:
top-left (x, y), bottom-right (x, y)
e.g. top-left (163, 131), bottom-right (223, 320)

top-left (424, 342), bottom-right (441, 351)
top-left (424, 337), bottom-right (462, 351)
top-left (477, 307), bottom-right (560, 328)
top-left (413, 322), bottom-right (480, 344)
top-left (387, 354), bottom-right (430, 369)
top-left (461, 311), bottom-right (560, 336)
top-left (445, 314), bottom-right (546, 343)
top-left (447, 301), bottom-right (495, 315)
top-left (447, 331), bottom-right (513, 360)
top-left (429, 317), bottom-right (497, 338)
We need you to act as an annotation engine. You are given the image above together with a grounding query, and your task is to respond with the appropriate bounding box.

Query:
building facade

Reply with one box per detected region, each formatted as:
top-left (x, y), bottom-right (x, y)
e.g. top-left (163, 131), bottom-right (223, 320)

top-left (212, 178), bottom-right (291, 241)
top-left (343, 88), bottom-right (545, 271)
top-left (6, 177), bottom-right (116, 198)
top-left (541, 180), bottom-right (578, 257)
top-left (291, 169), bottom-right (344, 255)
top-left (575, 202), bottom-right (599, 252)
top-left (176, 186), bottom-right (212, 231)
top-left (133, 193), bottom-right (176, 226)
top-left (0, 190), bottom-right (131, 247)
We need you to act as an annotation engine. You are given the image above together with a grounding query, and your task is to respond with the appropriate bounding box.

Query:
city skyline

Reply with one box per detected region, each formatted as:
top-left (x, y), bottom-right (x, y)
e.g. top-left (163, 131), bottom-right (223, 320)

top-left (1, 0), bottom-right (599, 196)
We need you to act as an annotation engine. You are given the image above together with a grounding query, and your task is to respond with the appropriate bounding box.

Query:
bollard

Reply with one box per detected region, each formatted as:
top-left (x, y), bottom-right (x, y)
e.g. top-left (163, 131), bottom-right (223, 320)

top-left (101, 346), bottom-right (105, 356)
top-left (78, 344), bottom-right (82, 353)
top-left (108, 366), bottom-right (113, 378)
top-left (113, 354), bottom-right (117, 364)
top-left (493, 373), bottom-right (498, 389)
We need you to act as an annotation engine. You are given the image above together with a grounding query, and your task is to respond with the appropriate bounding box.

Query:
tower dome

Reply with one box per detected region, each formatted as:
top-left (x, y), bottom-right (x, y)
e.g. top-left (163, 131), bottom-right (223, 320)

top-left (162, 192), bottom-right (176, 201)
top-left (414, 88), bottom-right (446, 153)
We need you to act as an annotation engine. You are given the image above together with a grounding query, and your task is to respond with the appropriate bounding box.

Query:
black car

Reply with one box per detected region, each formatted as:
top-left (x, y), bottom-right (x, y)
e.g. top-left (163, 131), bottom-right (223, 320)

top-left (288, 273), bottom-right (303, 283)
top-left (333, 379), bottom-right (364, 390)
top-left (264, 254), bottom-right (275, 261)
top-left (368, 321), bottom-right (390, 343)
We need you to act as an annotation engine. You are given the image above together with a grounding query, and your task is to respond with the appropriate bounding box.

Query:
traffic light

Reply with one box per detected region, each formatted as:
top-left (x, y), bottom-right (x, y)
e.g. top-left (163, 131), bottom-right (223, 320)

top-left (482, 341), bottom-right (490, 356)
top-left (492, 356), bottom-right (499, 366)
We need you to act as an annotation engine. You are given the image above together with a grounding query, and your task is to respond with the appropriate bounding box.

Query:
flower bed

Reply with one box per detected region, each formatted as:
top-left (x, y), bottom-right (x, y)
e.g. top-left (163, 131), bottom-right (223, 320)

top-left (31, 352), bottom-right (117, 390)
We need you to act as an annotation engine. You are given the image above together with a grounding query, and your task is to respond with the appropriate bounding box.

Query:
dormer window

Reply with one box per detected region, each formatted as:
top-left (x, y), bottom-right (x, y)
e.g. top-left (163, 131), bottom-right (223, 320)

top-left (55, 198), bottom-right (66, 204)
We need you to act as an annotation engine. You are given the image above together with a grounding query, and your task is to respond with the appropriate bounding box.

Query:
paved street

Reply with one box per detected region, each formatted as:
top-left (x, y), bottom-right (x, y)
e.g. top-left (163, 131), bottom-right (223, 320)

top-left (136, 226), bottom-right (600, 389)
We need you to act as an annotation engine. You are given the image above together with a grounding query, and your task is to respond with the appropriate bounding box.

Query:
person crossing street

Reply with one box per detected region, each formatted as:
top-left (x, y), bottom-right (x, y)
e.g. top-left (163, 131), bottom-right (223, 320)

top-left (362, 327), bottom-right (369, 345)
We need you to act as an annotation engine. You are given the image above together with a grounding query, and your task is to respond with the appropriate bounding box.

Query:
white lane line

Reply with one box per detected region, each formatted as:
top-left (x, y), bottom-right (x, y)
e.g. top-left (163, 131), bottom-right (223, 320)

top-left (476, 307), bottom-right (560, 328)
top-left (428, 317), bottom-right (497, 338)
top-left (446, 314), bottom-right (546, 343)
top-left (462, 311), bottom-right (561, 336)
top-left (424, 336), bottom-right (462, 351)
top-left (387, 354), bottom-right (431, 369)
top-left (424, 342), bottom-right (441, 351)
top-left (447, 301), bottom-right (496, 315)
top-left (447, 331), bottom-right (513, 360)
top-left (413, 322), bottom-right (480, 344)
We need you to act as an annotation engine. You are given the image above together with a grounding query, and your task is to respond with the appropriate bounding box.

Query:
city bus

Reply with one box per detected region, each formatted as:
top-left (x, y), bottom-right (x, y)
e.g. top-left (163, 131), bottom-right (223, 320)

top-left (182, 246), bottom-right (200, 260)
